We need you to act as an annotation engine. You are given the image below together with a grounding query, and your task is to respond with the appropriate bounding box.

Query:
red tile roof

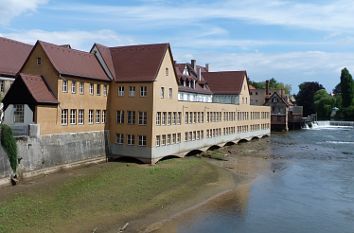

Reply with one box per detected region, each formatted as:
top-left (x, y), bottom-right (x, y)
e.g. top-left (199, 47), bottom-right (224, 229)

top-left (202, 71), bottom-right (247, 95)
top-left (95, 43), bottom-right (170, 82)
top-left (38, 41), bottom-right (110, 81)
top-left (0, 37), bottom-right (32, 76)
top-left (19, 73), bottom-right (58, 104)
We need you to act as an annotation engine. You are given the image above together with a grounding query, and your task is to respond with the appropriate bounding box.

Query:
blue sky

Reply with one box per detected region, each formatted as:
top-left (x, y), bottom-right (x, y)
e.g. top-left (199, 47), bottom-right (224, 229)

top-left (1, 0), bottom-right (354, 93)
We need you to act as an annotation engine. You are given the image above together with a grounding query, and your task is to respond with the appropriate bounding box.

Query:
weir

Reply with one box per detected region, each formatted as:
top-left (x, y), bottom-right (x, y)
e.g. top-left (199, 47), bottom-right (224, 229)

top-left (303, 121), bottom-right (354, 129)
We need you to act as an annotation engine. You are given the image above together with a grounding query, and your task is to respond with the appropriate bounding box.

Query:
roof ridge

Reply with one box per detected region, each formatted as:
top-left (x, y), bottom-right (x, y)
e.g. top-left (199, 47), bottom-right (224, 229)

top-left (38, 40), bottom-right (93, 56)
top-left (0, 36), bottom-right (32, 47)
top-left (109, 42), bottom-right (169, 50)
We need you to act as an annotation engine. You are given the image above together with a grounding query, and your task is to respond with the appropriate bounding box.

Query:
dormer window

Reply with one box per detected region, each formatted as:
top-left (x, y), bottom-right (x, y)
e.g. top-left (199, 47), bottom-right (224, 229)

top-left (36, 57), bottom-right (42, 65)
top-left (183, 66), bottom-right (188, 75)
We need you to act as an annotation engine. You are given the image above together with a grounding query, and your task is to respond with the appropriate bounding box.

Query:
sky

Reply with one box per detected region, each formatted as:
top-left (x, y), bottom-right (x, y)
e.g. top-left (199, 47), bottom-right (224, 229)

top-left (1, 0), bottom-right (354, 93)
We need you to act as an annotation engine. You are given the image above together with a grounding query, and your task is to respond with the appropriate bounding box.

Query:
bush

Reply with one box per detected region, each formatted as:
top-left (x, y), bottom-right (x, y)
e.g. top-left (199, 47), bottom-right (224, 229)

top-left (0, 124), bottom-right (17, 172)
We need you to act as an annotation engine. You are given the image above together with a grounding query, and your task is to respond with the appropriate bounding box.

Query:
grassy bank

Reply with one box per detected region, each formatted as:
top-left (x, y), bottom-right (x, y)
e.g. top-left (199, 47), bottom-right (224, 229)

top-left (0, 157), bottom-right (231, 233)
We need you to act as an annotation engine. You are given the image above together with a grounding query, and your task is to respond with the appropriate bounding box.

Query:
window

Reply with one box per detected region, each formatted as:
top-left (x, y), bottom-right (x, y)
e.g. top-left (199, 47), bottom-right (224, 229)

top-left (36, 57), bottom-right (41, 65)
top-left (128, 111), bottom-right (136, 124)
top-left (89, 83), bottom-right (94, 95)
top-left (62, 80), bottom-right (68, 92)
top-left (97, 84), bottom-right (101, 96)
top-left (118, 86), bottom-right (124, 96)
top-left (173, 112), bottom-right (176, 125)
top-left (167, 134), bottom-right (171, 145)
top-left (116, 134), bottom-right (124, 144)
top-left (61, 109), bottom-right (68, 125)
top-left (168, 88), bottom-right (172, 99)
top-left (79, 82), bottom-right (84, 94)
top-left (0, 81), bottom-right (4, 92)
top-left (96, 110), bottom-right (101, 123)
top-left (128, 135), bottom-right (135, 145)
top-left (102, 110), bottom-right (106, 123)
top-left (88, 110), bottom-right (94, 124)
top-left (160, 87), bottom-right (165, 98)
top-left (78, 109), bottom-right (84, 124)
top-left (139, 112), bottom-right (147, 125)
top-left (156, 112), bottom-right (161, 125)
top-left (162, 112), bottom-right (166, 125)
top-left (156, 136), bottom-right (161, 147)
top-left (116, 110), bottom-right (124, 124)
top-left (70, 109), bottom-right (77, 125)
top-left (103, 84), bottom-right (108, 96)
top-left (167, 112), bottom-right (171, 125)
top-left (139, 135), bottom-right (147, 146)
top-left (165, 67), bottom-right (169, 76)
top-left (172, 134), bottom-right (176, 144)
top-left (177, 133), bottom-right (181, 143)
top-left (71, 81), bottom-right (76, 93)
top-left (129, 86), bottom-right (136, 96)
top-left (185, 132), bottom-right (188, 141)
top-left (162, 135), bottom-right (166, 146)
top-left (140, 86), bottom-right (147, 96)
top-left (177, 112), bottom-right (181, 124)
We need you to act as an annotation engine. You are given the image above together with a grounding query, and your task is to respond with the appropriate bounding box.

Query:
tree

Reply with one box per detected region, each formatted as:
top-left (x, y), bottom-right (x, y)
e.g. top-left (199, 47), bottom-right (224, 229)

top-left (314, 89), bottom-right (335, 120)
top-left (340, 68), bottom-right (353, 108)
top-left (296, 82), bottom-right (325, 117)
top-left (249, 78), bottom-right (292, 94)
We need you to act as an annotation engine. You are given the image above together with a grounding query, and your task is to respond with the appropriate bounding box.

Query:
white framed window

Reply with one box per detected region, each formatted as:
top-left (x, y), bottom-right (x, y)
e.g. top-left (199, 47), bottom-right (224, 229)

top-left (116, 110), bottom-right (124, 124)
top-left (13, 104), bottom-right (24, 123)
top-left (167, 134), bottom-right (171, 145)
top-left (71, 81), bottom-right (76, 93)
top-left (138, 112), bottom-right (147, 125)
top-left (172, 134), bottom-right (176, 144)
top-left (167, 112), bottom-right (171, 125)
top-left (118, 86), bottom-right (124, 96)
top-left (96, 84), bottom-right (101, 96)
top-left (162, 135), bottom-right (166, 146)
top-left (162, 112), bottom-right (166, 125)
top-left (36, 57), bottom-right (42, 65)
top-left (177, 133), bottom-right (181, 143)
top-left (128, 111), bottom-right (135, 124)
top-left (140, 86), bottom-right (147, 97)
top-left (103, 84), bottom-right (108, 96)
top-left (129, 86), bottom-right (136, 96)
top-left (177, 112), bottom-right (181, 124)
top-left (156, 112), bottom-right (161, 125)
top-left (138, 135), bottom-right (147, 146)
top-left (0, 80), bottom-right (4, 92)
top-left (79, 82), bottom-right (84, 94)
top-left (70, 109), bottom-right (77, 125)
top-left (96, 110), bottom-right (101, 123)
top-left (88, 109), bottom-right (94, 124)
top-left (62, 80), bottom-right (68, 92)
top-left (102, 110), bottom-right (106, 123)
top-left (128, 134), bottom-right (135, 145)
top-left (185, 132), bottom-right (188, 141)
top-left (160, 87), bottom-right (165, 98)
top-left (61, 109), bottom-right (68, 125)
top-left (116, 133), bottom-right (124, 144)
top-left (165, 67), bottom-right (169, 76)
top-left (156, 136), bottom-right (161, 147)
top-left (89, 83), bottom-right (94, 95)
top-left (78, 109), bottom-right (84, 124)
top-left (168, 88), bottom-right (172, 99)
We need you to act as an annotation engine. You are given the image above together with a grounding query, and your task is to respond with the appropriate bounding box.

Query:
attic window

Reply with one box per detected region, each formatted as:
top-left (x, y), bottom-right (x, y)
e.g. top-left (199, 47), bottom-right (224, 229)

top-left (165, 68), bottom-right (169, 76)
top-left (36, 57), bottom-right (42, 65)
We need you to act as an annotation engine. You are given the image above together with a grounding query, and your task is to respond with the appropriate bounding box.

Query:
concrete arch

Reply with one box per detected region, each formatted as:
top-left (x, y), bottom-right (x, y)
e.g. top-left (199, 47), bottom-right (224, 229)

top-left (185, 150), bottom-right (203, 157)
top-left (207, 145), bottom-right (221, 151)
top-left (238, 139), bottom-right (249, 144)
top-left (261, 135), bottom-right (269, 138)
top-left (251, 137), bottom-right (259, 141)
top-left (224, 141), bottom-right (236, 147)
top-left (156, 155), bottom-right (181, 163)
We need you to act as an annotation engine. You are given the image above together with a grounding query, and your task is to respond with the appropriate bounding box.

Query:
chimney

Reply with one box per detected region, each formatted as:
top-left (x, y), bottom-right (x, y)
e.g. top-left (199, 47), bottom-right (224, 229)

top-left (198, 67), bottom-right (202, 81)
top-left (266, 80), bottom-right (269, 95)
top-left (191, 59), bottom-right (196, 71)
top-left (205, 63), bottom-right (209, 72)
top-left (280, 88), bottom-right (285, 98)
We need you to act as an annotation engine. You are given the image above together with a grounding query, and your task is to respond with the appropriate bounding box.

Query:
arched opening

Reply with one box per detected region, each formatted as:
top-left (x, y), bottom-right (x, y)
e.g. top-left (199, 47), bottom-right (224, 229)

top-left (262, 135), bottom-right (269, 138)
top-left (109, 156), bottom-right (145, 164)
top-left (238, 139), bottom-right (248, 144)
top-left (224, 141), bottom-right (236, 147)
top-left (251, 137), bottom-right (259, 141)
top-left (207, 145), bottom-right (221, 151)
top-left (185, 150), bottom-right (203, 157)
top-left (157, 155), bottom-right (180, 163)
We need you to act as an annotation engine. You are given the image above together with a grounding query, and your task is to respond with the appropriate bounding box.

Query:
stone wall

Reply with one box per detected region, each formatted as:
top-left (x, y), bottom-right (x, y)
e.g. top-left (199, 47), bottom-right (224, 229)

top-left (1, 130), bottom-right (108, 180)
top-left (0, 143), bottom-right (12, 179)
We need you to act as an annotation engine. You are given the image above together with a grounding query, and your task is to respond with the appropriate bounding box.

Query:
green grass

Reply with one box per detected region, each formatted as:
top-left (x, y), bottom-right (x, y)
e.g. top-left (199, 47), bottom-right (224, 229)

top-left (0, 158), bottom-right (219, 233)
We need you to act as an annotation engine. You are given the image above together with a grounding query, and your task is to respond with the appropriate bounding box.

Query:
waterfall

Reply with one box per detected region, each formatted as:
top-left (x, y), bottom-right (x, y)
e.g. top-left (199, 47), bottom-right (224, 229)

top-left (303, 121), bottom-right (354, 130)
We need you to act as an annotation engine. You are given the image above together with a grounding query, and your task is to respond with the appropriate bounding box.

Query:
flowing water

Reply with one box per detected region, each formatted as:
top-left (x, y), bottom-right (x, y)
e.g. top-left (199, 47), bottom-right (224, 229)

top-left (156, 124), bottom-right (354, 233)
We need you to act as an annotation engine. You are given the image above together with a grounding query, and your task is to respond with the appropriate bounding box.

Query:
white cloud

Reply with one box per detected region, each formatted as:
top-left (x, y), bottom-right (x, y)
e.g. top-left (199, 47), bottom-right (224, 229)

top-left (0, 29), bottom-right (136, 50)
top-left (0, 0), bottom-right (48, 25)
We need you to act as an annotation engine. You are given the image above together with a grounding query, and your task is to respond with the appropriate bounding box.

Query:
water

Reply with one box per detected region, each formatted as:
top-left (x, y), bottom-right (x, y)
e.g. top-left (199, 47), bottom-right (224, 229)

top-left (158, 125), bottom-right (354, 233)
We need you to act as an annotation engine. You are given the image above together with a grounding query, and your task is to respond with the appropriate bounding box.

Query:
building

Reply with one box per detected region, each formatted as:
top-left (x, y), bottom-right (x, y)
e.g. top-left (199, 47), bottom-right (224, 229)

top-left (3, 39), bottom-right (271, 165)
top-left (0, 37), bottom-right (32, 100)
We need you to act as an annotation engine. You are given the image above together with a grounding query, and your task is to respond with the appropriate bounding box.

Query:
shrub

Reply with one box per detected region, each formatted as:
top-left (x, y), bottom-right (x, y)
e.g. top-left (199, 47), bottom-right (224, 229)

top-left (0, 124), bottom-right (17, 172)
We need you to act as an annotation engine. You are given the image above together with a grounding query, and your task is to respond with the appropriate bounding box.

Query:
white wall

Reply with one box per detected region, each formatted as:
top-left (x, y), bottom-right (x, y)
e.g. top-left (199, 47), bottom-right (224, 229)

top-left (4, 104), bottom-right (34, 125)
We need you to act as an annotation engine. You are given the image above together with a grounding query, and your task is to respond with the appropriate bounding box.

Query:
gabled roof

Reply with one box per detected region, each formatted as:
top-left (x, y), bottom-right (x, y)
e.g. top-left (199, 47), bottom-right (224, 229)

top-left (0, 37), bottom-right (32, 76)
top-left (3, 73), bottom-right (58, 109)
top-left (174, 63), bottom-right (212, 95)
top-left (202, 71), bottom-right (247, 95)
top-left (94, 43), bottom-right (170, 82)
top-left (27, 41), bottom-right (110, 81)
top-left (264, 92), bottom-right (290, 107)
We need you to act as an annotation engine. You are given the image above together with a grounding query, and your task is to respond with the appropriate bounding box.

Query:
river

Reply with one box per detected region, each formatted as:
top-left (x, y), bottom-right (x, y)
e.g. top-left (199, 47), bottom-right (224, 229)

top-left (155, 124), bottom-right (354, 233)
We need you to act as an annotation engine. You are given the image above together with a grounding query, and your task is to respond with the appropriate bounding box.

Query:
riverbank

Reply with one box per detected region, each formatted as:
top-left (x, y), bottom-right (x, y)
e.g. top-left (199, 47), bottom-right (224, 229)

top-left (0, 156), bottom-right (246, 233)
